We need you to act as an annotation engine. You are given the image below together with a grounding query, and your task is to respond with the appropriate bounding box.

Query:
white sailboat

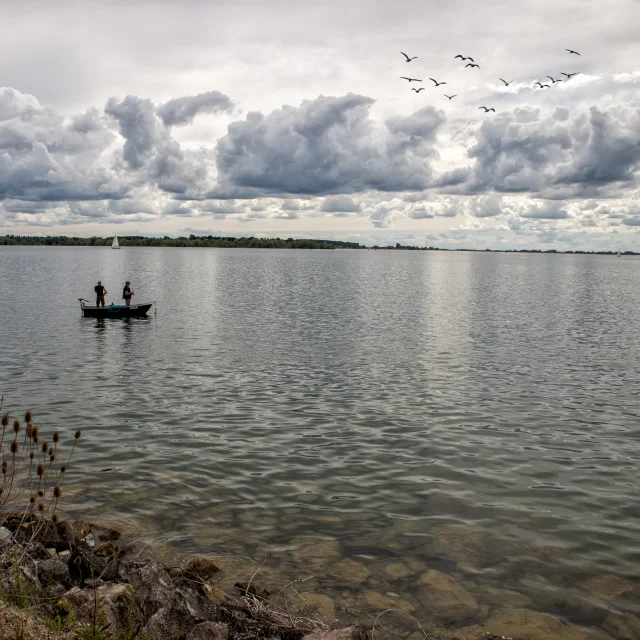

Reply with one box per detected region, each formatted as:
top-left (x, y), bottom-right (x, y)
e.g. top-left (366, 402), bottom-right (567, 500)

top-left (112, 234), bottom-right (120, 250)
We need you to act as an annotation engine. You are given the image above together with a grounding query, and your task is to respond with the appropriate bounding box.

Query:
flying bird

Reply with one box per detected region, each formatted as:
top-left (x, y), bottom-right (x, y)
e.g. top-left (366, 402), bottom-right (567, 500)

top-left (566, 49), bottom-right (581, 55)
top-left (401, 52), bottom-right (418, 62)
top-left (478, 106), bottom-right (495, 112)
top-left (499, 78), bottom-right (513, 86)
top-left (561, 72), bottom-right (579, 78)
top-left (429, 78), bottom-right (446, 86)
top-left (411, 87), bottom-right (425, 92)
top-left (547, 75), bottom-right (562, 83)
top-left (455, 55), bottom-right (474, 62)
top-left (400, 77), bottom-right (422, 82)
top-left (466, 63), bottom-right (480, 68)
top-left (534, 82), bottom-right (550, 88)
top-left (444, 94), bottom-right (457, 100)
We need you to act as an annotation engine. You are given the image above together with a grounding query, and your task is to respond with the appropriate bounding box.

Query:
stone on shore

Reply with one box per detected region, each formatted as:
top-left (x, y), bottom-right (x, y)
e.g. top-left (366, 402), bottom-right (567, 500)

top-left (328, 558), bottom-right (369, 586)
top-left (302, 627), bottom-right (369, 640)
top-left (291, 535), bottom-right (341, 566)
top-left (184, 557), bottom-right (221, 582)
top-left (186, 621), bottom-right (229, 640)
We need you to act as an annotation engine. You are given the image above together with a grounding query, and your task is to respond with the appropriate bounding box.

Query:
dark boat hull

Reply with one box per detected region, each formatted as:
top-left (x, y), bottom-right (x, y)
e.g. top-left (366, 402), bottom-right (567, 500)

top-left (81, 303), bottom-right (153, 318)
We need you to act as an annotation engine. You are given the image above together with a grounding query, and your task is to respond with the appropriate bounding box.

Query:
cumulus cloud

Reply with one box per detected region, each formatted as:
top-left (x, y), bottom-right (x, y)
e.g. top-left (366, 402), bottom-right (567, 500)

top-left (213, 94), bottom-right (446, 197)
top-left (320, 195), bottom-right (361, 213)
top-left (157, 91), bottom-right (234, 126)
top-left (464, 104), bottom-right (640, 197)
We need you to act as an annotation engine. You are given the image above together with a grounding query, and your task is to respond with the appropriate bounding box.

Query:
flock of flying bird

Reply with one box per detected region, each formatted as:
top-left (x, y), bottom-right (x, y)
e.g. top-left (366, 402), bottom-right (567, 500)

top-left (399, 49), bottom-right (582, 113)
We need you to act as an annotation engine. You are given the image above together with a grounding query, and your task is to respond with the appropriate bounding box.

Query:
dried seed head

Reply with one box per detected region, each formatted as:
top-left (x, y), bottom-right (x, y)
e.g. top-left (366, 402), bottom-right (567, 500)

top-left (53, 486), bottom-right (62, 499)
top-left (26, 424), bottom-right (33, 438)
top-left (53, 431), bottom-right (60, 443)
top-left (38, 489), bottom-right (44, 497)
top-left (74, 430), bottom-right (81, 440)
top-left (24, 411), bottom-right (32, 423)
top-left (42, 442), bottom-right (49, 453)
top-left (13, 419), bottom-right (20, 434)
top-left (2, 461), bottom-right (7, 475)
top-left (52, 514), bottom-right (59, 523)
top-left (38, 502), bottom-right (44, 512)
top-left (36, 463), bottom-right (45, 477)
top-left (32, 427), bottom-right (39, 443)
top-left (60, 465), bottom-right (67, 474)
top-left (29, 451), bottom-right (35, 460)
top-left (29, 496), bottom-right (35, 504)
top-left (49, 452), bottom-right (56, 462)
top-left (10, 440), bottom-right (19, 454)
top-left (74, 556), bottom-right (82, 565)
top-left (1, 413), bottom-right (8, 428)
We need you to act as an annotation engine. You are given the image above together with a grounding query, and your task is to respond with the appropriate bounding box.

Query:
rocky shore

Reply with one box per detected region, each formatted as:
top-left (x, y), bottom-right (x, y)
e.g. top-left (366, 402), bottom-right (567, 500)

top-left (0, 511), bottom-right (371, 640)
top-left (2, 511), bottom-right (640, 640)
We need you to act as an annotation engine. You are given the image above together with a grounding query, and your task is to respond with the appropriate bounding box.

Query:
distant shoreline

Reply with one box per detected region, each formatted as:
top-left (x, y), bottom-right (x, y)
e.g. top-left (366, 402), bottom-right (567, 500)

top-left (0, 234), bottom-right (637, 255)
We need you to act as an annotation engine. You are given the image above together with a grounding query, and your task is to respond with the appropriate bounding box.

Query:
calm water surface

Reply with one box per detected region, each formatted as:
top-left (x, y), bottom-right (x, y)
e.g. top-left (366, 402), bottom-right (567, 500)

top-left (1, 246), bottom-right (640, 633)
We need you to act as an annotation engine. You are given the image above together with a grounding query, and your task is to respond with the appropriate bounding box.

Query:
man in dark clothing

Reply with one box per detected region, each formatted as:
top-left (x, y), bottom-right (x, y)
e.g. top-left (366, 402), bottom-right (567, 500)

top-left (122, 281), bottom-right (135, 306)
top-left (94, 281), bottom-right (107, 306)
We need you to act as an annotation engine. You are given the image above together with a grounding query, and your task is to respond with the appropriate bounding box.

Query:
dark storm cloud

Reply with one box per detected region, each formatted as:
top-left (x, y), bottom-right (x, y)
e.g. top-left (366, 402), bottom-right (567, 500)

top-left (520, 201), bottom-right (569, 219)
top-left (157, 91), bottom-right (234, 126)
top-left (213, 94), bottom-right (446, 197)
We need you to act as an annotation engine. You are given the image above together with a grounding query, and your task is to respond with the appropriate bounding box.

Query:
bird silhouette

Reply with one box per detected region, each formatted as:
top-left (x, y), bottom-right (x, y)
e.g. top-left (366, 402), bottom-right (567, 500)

top-left (535, 82), bottom-right (550, 88)
top-left (561, 72), bottom-right (579, 79)
top-left (499, 78), bottom-right (513, 86)
top-left (566, 49), bottom-right (581, 55)
top-left (400, 77), bottom-right (422, 82)
top-left (478, 106), bottom-right (495, 112)
top-left (546, 75), bottom-right (562, 83)
top-left (411, 87), bottom-right (425, 93)
top-left (401, 52), bottom-right (418, 62)
top-left (429, 78), bottom-right (446, 86)
top-left (455, 55), bottom-right (474, 62)
top-left (466, 63), bottom-right (480, 68)
top-left (444, 94), bottom-right (457, 100)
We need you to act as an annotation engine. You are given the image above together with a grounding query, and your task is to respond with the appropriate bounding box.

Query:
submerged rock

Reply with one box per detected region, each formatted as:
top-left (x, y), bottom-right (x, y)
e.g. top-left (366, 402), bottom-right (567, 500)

top-left (581, 575), bottom-right (636, 601)
top-left (382, 562), bottom-right (411, 580)
top-left (603, 611), bottom-right (640, 640)
top-left (235, 580), bottom-right (270, 600)
top-left (291, 535), bottom-right (341, 566)
top-left (461, 607), bottom-right (613, 640)
top-left (328, 558), bottom-right (369, 586)
top-left (417, 568), bottom-right (479, 622)
top-left (298, 593), bottom-right (337, 622)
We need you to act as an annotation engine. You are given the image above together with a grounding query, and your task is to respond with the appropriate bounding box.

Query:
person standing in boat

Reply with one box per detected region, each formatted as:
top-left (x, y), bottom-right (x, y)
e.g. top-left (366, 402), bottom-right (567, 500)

top-left (122, 281), bottom-right (135, 306)
top-left (94, 281), bottom-right (107, 307)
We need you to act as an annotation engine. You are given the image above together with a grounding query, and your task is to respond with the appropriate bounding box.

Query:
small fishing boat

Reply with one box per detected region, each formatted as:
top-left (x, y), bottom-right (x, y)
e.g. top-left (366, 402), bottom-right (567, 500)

top-left (78, 299), bottom-right (153, 318)
top-left (112, 234), bottom-right (120, 250)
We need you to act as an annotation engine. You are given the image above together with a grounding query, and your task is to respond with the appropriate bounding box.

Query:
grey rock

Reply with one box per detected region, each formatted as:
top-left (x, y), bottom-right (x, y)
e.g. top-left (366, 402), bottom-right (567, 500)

top-left (184, 557), bottom-right (221, 582)
top-left (0, 526), bottom-right (12, 552)
top-left (186, 621), bottom-right (229, 640)
top-left (59, 550), bottom-right (71, 560)
top-left (82, 533), bottom-right (96, 548)
top-left (37, 558), bottom-right (73, 589)
top-left (141, 602), bottom-right (196, 640)
top-left (302, 627), bottom-right (370, 640)
top-left (68, 545), bottom-right (107, 585)
top-left (118, 558), bottom-right (176, 618)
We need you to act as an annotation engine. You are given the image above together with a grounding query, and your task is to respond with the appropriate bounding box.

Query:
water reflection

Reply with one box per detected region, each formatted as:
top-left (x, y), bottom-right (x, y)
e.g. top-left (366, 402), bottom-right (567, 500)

top-left (2, 247), bottom-right (640, 634)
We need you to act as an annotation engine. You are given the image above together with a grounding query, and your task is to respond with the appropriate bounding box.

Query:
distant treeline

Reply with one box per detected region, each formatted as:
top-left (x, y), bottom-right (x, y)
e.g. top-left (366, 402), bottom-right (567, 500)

top-left (0, 235), bottom-right (636, 255)
top-left (0, 234), bottom-right (365, 250)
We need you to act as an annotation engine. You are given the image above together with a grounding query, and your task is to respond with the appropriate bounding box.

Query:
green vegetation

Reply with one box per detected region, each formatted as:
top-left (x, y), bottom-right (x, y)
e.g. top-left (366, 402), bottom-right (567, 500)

top-left (1, 235), bottom-right (636, 254)
top-left (0, 234), bottom-right (365, 250)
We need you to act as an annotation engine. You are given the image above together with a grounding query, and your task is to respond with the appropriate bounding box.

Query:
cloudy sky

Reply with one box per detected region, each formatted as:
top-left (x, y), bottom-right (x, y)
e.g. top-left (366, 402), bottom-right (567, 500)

top-left (1, 0), bottom-right (639, 250)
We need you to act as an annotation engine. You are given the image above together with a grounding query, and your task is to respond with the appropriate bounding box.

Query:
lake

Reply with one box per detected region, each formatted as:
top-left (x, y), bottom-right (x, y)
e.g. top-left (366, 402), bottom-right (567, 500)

top-left (1, 246), bottom-right (639, 636)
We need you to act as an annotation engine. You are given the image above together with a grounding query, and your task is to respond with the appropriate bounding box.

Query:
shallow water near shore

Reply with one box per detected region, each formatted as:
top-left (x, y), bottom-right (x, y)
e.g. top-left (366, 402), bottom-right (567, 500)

top-left (2, 246), bottom-right (640, 636)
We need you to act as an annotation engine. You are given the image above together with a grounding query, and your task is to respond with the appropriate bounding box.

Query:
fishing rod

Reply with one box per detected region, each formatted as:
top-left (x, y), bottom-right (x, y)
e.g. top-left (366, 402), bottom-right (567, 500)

top-left (133, 270), bottom-right (169, 293)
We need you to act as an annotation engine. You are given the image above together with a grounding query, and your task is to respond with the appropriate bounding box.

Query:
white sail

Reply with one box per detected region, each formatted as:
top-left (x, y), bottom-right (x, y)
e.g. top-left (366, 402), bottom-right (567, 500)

top-left (112, 234), bottom-right (120, 249)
